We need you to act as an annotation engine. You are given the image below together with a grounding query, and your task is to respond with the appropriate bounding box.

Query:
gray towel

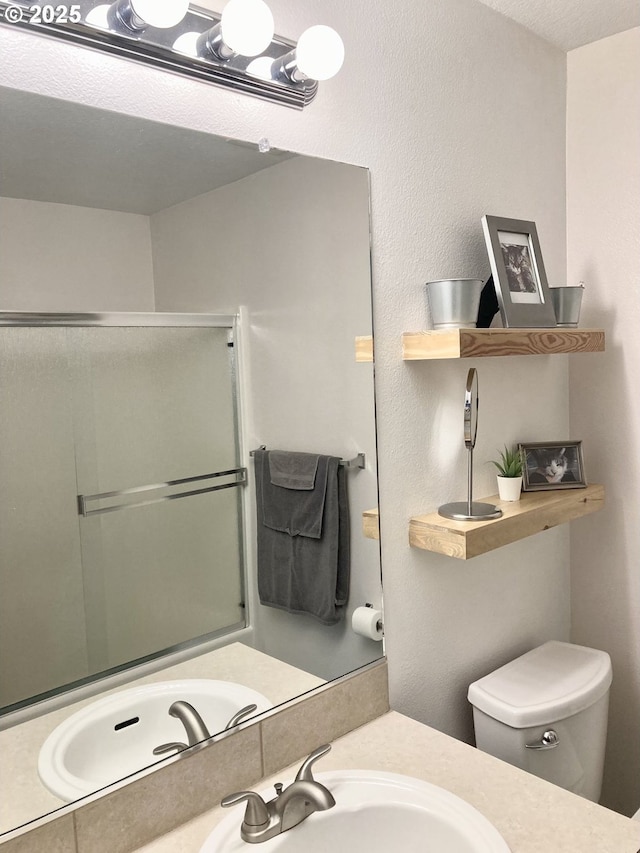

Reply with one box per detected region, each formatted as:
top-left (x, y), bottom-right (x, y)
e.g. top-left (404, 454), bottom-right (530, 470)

top-left (262, 452), bottom-right (329, 539)
top-left (269, 450), bottom-right (319, 490)
top-left (254, 450), bottom-right (350, 626)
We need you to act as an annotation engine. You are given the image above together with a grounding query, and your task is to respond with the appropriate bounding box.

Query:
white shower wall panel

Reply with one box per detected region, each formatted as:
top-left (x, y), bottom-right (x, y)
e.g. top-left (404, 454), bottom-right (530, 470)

top-left (0, 197), bottom-right (155, 312)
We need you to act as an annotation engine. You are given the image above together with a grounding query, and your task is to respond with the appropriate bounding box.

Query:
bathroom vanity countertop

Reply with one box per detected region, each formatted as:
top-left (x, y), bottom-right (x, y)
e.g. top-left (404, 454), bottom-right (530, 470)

top-left (0, 644), bottom-right (323, 835)
top-left (133, 710), bottom-right (640, 853)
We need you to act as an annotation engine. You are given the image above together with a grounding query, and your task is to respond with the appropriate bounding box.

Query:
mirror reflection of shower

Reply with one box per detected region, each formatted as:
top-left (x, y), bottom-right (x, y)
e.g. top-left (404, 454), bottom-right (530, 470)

top-left (438, 368), bottom-right (501, 522)
top-left (0, 317), bottom-right (245, 714)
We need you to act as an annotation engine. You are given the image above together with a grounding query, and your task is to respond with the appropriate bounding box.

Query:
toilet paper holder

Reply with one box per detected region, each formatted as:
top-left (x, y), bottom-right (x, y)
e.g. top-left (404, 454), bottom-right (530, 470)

top-left (364, 602), bottom-right (383, 633)
top-left (350, 603), bottom-right (384, 641)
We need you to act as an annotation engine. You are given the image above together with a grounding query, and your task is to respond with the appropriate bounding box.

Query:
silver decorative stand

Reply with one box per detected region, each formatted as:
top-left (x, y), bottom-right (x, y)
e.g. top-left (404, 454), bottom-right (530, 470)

top-left (438, 368), bottom-right (502, 522)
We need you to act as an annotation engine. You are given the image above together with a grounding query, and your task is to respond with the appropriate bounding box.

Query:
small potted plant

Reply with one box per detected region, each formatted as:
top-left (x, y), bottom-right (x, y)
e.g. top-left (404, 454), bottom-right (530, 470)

top-left (491, 445), bottom-right (523, 501)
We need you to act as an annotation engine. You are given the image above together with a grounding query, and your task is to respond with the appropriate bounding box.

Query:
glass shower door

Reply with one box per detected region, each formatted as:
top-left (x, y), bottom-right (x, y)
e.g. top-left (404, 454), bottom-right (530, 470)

top-left (0, 327), bottom-right (88, 708)
top-left (72, 325), bottom-right (245, 675)
top-left (0, 319), bottom-right (245, 713)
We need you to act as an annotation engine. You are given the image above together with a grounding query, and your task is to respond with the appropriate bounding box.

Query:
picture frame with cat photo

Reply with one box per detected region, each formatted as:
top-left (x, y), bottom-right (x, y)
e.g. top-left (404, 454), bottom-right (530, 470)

top-left (519, 441), bottom-right (587, 491)
top-left (481, 215), bottom-right (557, 328)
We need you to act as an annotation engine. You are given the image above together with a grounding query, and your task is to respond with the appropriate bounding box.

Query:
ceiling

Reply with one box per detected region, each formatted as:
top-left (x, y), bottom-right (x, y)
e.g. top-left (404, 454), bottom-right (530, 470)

top-left (0, 87), bottom-right (294, 215)
top-left (474, 0), bottom-right (640, 51)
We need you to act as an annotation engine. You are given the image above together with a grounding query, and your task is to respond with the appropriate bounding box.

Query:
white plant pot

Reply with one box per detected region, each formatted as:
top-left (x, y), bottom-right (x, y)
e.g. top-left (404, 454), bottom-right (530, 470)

top-left (497, 475), bottom-right (522, 502)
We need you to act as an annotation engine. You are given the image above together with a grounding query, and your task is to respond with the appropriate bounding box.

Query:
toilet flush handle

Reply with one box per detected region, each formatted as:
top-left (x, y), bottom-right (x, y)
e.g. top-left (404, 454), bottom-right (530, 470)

top-left (525, 729), bottom-right (560, 750)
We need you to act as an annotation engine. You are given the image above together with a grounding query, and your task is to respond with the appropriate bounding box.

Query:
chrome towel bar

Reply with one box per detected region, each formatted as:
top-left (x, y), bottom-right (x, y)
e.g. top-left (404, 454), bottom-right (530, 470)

top-left (249, 447), bottom-right (365, 470)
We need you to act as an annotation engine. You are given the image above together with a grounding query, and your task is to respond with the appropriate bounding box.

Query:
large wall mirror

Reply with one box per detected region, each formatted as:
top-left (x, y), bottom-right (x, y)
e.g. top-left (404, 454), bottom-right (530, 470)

top-left (0, 85), bottom-right (382, 835)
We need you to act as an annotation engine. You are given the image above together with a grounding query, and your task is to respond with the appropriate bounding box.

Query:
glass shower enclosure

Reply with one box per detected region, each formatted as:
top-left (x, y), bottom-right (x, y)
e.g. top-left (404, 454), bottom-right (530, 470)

top-left (0, 313), bottom-right (246, 713)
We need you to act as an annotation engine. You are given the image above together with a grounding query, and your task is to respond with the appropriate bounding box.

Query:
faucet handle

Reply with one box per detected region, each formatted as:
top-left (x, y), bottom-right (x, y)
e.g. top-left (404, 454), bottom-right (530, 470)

top-left (224, 703), bottom-right (258, 731)
top-left (220, 791), bottom-right (270, 829)
top-left (152, 741), bottom-right (188, 756)
top-left (294, 743), bottom-right (332, 783)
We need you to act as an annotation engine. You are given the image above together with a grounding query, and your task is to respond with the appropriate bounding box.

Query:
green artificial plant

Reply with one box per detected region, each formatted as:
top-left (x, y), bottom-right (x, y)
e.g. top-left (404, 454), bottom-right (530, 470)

top-left (491, 445), bottom-right (523, 478)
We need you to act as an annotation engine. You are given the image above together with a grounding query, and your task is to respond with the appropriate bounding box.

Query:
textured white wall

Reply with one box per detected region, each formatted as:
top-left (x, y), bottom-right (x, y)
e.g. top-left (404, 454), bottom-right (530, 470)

top-left (567, 27), bottom-right (640, 816)
top-left (0, 0), bottom-right (569, 748)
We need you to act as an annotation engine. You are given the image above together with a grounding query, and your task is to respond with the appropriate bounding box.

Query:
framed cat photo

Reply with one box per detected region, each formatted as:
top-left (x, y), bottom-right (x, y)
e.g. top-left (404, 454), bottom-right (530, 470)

top-left (519, 441), bottom-right (587, 491)
top-left (481, 215), bottom-right (557, 328)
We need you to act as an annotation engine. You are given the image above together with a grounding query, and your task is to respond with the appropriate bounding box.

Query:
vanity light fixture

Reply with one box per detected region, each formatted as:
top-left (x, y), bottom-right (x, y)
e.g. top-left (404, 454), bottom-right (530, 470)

top-left (0, 0), bottom-right (344, 109)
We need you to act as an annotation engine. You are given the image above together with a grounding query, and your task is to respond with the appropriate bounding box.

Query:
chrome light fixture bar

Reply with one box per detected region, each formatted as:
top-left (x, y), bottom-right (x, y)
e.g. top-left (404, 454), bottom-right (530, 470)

top-left (0, 0), bottom-right (345, 109)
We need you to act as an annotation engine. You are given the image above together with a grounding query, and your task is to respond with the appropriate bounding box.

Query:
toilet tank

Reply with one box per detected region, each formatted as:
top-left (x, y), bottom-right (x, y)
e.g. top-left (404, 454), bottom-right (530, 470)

top-left (468, 641), bottom-right (612, 802)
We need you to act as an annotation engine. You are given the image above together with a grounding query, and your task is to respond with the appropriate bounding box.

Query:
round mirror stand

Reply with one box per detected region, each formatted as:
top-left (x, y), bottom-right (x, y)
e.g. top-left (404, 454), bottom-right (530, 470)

top-left (438, 368), bottom-right (502, 522)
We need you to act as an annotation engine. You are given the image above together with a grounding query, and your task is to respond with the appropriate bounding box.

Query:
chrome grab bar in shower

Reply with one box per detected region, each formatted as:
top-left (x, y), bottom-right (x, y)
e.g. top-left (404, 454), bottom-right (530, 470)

top-left (78, 468), bottom-right (247, 517)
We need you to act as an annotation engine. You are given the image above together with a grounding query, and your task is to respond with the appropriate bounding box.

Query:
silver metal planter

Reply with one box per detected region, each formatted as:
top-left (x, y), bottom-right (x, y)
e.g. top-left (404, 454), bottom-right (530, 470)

top-left (426, 279), bottom-right (483, 329)
top-left (550, 286), bottom-right (584, 327)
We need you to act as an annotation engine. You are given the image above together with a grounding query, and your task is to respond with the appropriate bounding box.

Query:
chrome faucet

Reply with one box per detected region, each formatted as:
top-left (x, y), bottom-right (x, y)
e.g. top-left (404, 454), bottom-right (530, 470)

top-left (221, 744), bottom-right (336, 843)
top-left (153, 701), bottom-right (259, 757)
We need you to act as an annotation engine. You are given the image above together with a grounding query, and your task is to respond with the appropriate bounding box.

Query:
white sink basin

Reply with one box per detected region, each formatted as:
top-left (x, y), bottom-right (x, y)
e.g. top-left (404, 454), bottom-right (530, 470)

top-left (38, 679), bottom-right (272, 802)
top-left (201, 770), bottom-right (511, 853)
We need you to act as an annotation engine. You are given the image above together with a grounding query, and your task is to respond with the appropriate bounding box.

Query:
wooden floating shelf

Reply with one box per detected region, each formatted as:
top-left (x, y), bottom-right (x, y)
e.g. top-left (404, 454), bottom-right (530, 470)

top-left (355, 335), bottom-right (374, 362)
top-left (362, 508), bottom-right (379, 540)
top-left (402, 328), bottom-right (605, 360)
top-left (409, 484), bottom-right (604, 560)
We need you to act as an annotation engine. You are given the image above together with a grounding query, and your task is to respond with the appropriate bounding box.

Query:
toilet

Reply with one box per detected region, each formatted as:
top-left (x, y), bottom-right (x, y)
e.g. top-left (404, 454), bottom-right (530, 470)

top-left (467, 641), bottom-right (612, 802)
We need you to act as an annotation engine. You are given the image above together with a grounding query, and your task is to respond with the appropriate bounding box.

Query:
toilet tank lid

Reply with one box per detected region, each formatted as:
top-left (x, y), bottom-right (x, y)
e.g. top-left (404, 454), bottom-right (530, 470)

top-left (467, 641), bottom-right (612, 728)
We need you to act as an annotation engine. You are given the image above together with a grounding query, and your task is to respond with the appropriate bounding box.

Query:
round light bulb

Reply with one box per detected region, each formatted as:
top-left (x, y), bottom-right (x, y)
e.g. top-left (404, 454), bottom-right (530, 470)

top-left (173, 31), bottom-right (200, 56)
top-left (295, 25), bottom-right (344, 81)
top-left (130, 0), bottom-right (190, 28)
top-left (221, 0), bottom-right (274, 57)
top-left (246, 56), bottom-right (274, 80)
top-left (86, 3), bottom-right (110, 28)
